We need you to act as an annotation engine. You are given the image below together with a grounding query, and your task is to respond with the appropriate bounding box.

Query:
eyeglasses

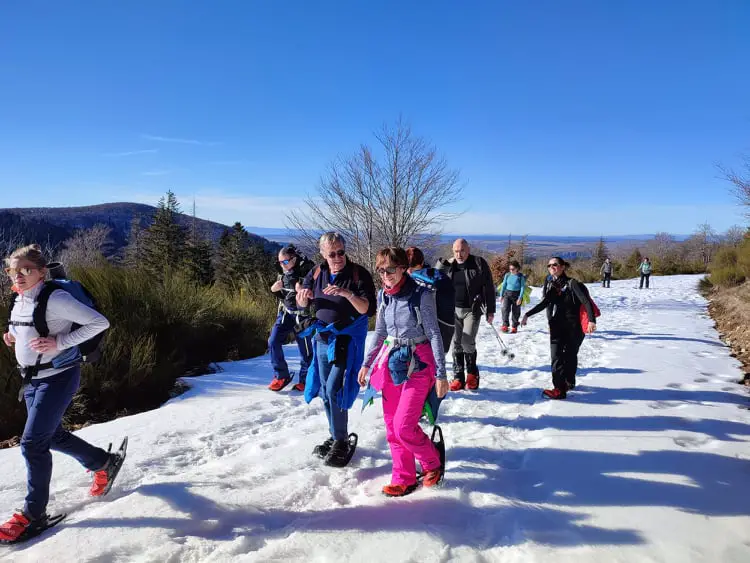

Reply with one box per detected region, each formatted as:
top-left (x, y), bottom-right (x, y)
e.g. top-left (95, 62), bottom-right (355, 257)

top-left (5, 267), bottom-right (37, 277)
top-left (376, 266), bottom-right (398, 275)
top-left (547, 263), bottom-right (561, 268)
top-left (326, 249), bottom-right (346, 259)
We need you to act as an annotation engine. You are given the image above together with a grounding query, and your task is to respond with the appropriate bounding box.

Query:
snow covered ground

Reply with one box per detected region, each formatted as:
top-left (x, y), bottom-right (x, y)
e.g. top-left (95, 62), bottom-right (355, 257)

top-left (1, 275), bottom-right (749, 563)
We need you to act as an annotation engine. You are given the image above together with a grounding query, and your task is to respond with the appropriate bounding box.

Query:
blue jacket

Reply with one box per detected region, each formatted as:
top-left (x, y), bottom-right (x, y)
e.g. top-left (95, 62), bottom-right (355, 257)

top-left (499, 272), bottom-right (526, 296)
top-left (301, 314), bottom-right (369, 410)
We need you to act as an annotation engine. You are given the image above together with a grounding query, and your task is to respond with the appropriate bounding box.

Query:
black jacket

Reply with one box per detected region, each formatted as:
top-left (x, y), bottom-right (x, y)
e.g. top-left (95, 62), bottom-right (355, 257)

top-left (437, 255), bottom-right (496, 316)
top-left (527, 275), bottom-right (596, 334)
top-left (301, 259), bottom-right (377, 326)
top-left (273, 258), bottom-right (313, 312)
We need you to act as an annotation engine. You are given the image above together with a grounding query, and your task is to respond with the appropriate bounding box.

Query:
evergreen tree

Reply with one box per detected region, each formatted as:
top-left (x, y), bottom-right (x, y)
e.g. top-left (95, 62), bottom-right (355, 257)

top-left (625, 248), bottom-right (643, 272)
top-left (216, 222), bottom-right (276, 290)
top-left (592, 236), bottom-right (610, 269)
top-left (140, 191), bottom-right (187, 275)
top-left (184, 238), bottom-right (215, 286)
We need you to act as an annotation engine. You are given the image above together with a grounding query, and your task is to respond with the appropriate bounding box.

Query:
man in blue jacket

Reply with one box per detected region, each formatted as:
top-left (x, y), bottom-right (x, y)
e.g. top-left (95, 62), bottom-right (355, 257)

top-left (297, 232), bottom-right (376, 467)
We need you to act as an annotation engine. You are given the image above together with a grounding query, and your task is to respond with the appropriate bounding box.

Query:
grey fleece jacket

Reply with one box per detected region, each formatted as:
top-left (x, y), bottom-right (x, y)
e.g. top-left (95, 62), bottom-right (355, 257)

top-left (363, 282), bottom-right (447, 380)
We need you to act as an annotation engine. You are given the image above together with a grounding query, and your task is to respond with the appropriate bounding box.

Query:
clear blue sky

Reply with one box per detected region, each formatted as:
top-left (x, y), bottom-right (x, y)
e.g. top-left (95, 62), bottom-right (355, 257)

top-left (1, 0), bottom-right (748, 236)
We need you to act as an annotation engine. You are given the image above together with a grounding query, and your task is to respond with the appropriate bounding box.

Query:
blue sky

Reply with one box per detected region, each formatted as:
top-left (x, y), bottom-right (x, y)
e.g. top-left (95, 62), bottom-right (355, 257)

top-left (1, 0), bottom-right (748, 236)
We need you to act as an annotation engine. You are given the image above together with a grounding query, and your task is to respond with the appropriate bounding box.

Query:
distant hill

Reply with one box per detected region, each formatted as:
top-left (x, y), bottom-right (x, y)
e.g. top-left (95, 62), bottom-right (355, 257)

top-left (0, 203), bottom-right (276, 255)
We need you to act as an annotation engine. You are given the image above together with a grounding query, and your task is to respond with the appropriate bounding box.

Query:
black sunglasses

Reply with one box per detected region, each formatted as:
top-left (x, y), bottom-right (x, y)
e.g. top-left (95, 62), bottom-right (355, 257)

top-left (547, 263), bottom-right (561, 268)
top-left (327, 249), bottom-right (346, 259)
top-left (376, 266), bottom-right (398, 275)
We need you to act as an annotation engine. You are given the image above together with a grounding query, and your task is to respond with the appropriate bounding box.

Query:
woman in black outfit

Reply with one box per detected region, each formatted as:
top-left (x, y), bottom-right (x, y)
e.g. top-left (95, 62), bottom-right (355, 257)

top-left (521, 257), bottom-right (597, 400)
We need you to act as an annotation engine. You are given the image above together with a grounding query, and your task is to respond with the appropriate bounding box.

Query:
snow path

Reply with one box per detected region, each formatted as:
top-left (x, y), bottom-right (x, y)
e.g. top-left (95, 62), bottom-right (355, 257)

top-left (1, 275), bottom-right (749, 562)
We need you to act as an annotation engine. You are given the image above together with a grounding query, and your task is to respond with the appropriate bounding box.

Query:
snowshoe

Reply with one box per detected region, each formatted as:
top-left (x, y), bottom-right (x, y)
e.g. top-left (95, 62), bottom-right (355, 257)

top-left (313, 437), bottom-right (334, 459)
top-left (324, 433), bottom-right (358, 468)
top-left (90, 437), bottom-right (128, 497)
top-left (0, 512), bottom-right (66, 544)
top-left (418, 425), bottom-right (446, 487)
top-left (268, 375), bottom-right (292, 392)
top-left (382, 483), bottom-right (418, 497)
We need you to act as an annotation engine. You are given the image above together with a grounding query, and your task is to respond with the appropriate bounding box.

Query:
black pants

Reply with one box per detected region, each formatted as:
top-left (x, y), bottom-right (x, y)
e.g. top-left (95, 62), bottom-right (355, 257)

top-left (501, 290), bottom-right (521, 328)
top-left (602, 273), bottom-right (611, 288)
top-left (550, 327), bottom-right (585, 391)
top-left (639, 273), bottom-right (650, 288)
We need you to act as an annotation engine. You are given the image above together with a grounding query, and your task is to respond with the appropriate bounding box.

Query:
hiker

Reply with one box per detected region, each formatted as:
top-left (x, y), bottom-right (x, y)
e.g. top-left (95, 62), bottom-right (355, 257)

top-left (405, 246), bottom-right (455, 353)
top-left (600, 258), bottom-right (613, 288)
top-left (0, 245), bottom-right (122, 543)
top-left (521, 257), bottom-right (597, 400)
top-left (435, 239), bottom-right (495, 391)
top-left (358, 247), bottom-right (448, 497)
top-left (297, 232), bottom-right (376, 467)
top-left (268, 245), bottom-right (313, 392)
top-left (638, 257), bottom-right (652, 289)
top-left (498, 260), bottom-right (526, 333)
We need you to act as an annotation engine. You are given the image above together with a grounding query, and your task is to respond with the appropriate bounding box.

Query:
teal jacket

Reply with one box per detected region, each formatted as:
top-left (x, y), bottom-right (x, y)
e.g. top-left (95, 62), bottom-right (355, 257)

top-left (638, 261), bottom-right (652, 274)
top-left (499, 272), bottom-right (526, 296)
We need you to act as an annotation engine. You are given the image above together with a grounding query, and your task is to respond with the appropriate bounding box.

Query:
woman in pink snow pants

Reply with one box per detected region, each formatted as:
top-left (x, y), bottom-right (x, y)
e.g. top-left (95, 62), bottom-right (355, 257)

top-left (359, 247), bottom-right (449, 497)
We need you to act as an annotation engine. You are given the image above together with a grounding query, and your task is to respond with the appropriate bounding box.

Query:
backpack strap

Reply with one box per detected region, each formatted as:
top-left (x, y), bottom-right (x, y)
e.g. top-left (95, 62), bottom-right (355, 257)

top-left (33, 281), bottom-right (59, 338)
top-left (313, 265), bottom-right (321, 281)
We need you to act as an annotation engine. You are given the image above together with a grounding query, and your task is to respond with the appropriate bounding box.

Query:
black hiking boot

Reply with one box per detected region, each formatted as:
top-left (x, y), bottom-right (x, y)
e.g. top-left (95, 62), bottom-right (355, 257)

top-left (452, 351), bottom-right (465, 381)
top-left (324, 435), bottom-right (358, 468)
top-left (313, 437), bottom-right (334, 459)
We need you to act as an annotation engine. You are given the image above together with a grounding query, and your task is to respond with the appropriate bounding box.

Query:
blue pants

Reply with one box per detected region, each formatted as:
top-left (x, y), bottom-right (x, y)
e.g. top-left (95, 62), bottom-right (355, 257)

top-left (21, 366), bottom-right (109, 519)
top-left (315, 337), bottom-right (348, 441)
top-left (268, 311), bottom-right (313, 382)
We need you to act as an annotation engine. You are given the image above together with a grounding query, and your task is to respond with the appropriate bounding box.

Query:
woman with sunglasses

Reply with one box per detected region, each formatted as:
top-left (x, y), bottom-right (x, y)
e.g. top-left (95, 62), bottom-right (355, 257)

top-left (268, 245), bottom-right (314, 392)
top-left (0, 245), bottom-right (116, 543)
top-left (521, 257), bottom-right (597, 400)
top-left (297, 232), bottom-right (376, 467)
top-left (359, 247), bottom-right (449, 497)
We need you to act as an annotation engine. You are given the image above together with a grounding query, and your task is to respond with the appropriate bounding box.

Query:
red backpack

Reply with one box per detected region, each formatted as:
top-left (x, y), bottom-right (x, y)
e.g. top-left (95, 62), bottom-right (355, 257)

top-left (574, 280), bottom-right (601, 332)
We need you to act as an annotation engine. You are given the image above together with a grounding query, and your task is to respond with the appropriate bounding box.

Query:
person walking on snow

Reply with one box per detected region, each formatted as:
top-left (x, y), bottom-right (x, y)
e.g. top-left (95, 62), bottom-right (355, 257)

top-left (268, 245), bottom-right (314, 392)
top-left (405, 246), bottom-right (455, 353)
top-left (600, 258), bottom-right (613, 288)
top-left (436, 239), bottom-right (495, 391)
top-left (297, 232), bottom-right (376, 467)
top-left (359, 247), bottom-right (449, 497)
top-left (638, 257), bottom-right (652, 289)
top-left (0, 245), bottom-right (120, 543)
top-left (521, 257), bottom-right (597, 400)
top-left (498, 260), bottom-right (526, 333)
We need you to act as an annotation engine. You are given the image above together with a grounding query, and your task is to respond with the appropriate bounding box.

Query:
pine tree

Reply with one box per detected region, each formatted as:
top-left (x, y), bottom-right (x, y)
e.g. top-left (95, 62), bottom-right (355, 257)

top-left (124, 216), bottom-right (146, 268)
top-left (140, 191), bottom-right (187, 275)
top-left (184, 238), bottom-right (214, 285)
top-left (592, 236), bottom-right (610, 269)
top-left (625, 248), bottom-right (643, 272)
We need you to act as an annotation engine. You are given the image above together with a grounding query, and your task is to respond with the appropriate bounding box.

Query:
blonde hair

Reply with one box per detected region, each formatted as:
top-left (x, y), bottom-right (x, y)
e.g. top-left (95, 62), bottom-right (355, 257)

top-left (5, 244), bottom-right (48, 269)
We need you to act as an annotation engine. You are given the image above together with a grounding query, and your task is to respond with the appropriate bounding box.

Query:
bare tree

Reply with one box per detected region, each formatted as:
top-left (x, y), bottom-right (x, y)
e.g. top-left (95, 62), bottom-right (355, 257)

top-left (720, 155), bottom-right (750, 217)
top-left (692, 222), bottom-right (717, 266)
top-left (723, 224), bottom-right (747, 247)
top-left (59, 225), bottom-right (112, 268)
top-left (645, 232), bottom-right (675, 262)
top-left (288, 118), bottom-right (463, 268)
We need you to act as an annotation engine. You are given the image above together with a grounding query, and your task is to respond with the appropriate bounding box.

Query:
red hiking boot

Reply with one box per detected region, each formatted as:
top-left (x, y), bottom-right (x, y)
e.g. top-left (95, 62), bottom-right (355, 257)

top-left (450, 379), bottom-right (465, 391)
top-left (422, 468), bottom-right (443, 488)
top-left (466, 373), bottom-right (480, 390)
top-left (382, 483), bottom-right (418, 497)
top-left (501, 325), bottom-right (509, 333)
top-left (510, 327), bottom-right (518, 334)
top-left (0, 512), bottom-right (30, 543)
top-left (268, 376), bottom-right (292, 392)
top-left (292, 382), bottom-right (305, 392)
top-left (543, 388), bottom-right (566, 400)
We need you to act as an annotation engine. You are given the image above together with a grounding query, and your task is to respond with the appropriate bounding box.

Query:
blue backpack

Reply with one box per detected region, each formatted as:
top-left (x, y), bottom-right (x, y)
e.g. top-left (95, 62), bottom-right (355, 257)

top-left (8, 279), bottom-right (107, 365)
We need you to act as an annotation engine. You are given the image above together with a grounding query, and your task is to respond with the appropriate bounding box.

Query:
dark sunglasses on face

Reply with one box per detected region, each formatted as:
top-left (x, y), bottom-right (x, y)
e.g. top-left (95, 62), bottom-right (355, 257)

top-left (547, 263), bottom-right (561, 268)
top-left (376, 266), bottom-right (398, 275)
top-left (5, 267), bottom-right (37, 277)
top-left (327, 249), bottom-right (346, 259)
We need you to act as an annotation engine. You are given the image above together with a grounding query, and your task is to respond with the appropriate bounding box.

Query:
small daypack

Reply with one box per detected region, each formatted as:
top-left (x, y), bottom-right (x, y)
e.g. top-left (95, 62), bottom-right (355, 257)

top-left (8, 279), bottom-right (107, 365)
top-left (409, 267), bottom-right (455, 329)
top-left (572, 280), bottom-right (601, 333)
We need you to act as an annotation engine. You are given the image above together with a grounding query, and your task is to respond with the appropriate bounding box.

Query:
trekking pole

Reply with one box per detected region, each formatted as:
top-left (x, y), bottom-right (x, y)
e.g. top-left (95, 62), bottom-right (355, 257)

top-left (481, 304), bottom-right (515, 360)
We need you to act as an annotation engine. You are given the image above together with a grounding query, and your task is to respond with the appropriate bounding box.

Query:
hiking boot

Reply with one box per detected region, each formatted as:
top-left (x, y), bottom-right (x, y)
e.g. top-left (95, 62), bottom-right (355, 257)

top-left (90, 452), bottom-right (123, 497)
top-left (422, 468), bottom-right (443, 488)
top-left (268, 376), bottom-right (292, 392)
top-left (313, 437), bottom-right (334, 459)
top-left (510, 327), bottom-right (518, 334)
top-left (324, 439), bottom-right (353, 468)
top-left (450, 378), bottom-right (465, 391)
top-left (501, 325), bottom-right (509, 333)
top-left (292, 382), bottom-right (305, 392)
top-left (452, 352), bottom-right (465, 382)
top-left (543, 388), bottom-right (566, 400)
top-left (382, 483), bottom-right (418, 497)
top-left (466, 373), bottom-right (480, 390)
top-left (0, 511), bottom-right (31, 543)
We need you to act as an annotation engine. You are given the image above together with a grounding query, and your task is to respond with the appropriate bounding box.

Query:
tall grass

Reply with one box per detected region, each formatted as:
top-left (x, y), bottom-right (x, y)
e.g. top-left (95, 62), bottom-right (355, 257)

top-left (0, 266), bottom-right (276, 441)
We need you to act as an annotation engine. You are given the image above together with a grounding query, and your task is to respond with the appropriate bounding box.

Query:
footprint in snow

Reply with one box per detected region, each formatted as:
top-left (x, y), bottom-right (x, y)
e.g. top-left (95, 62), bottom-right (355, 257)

top-left (673, 435), bottom-right (715, 449)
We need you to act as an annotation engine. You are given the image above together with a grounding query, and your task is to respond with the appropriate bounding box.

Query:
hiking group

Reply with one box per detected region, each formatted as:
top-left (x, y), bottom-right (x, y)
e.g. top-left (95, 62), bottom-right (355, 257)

top-left (0, 233), bottom-right (604, 540)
